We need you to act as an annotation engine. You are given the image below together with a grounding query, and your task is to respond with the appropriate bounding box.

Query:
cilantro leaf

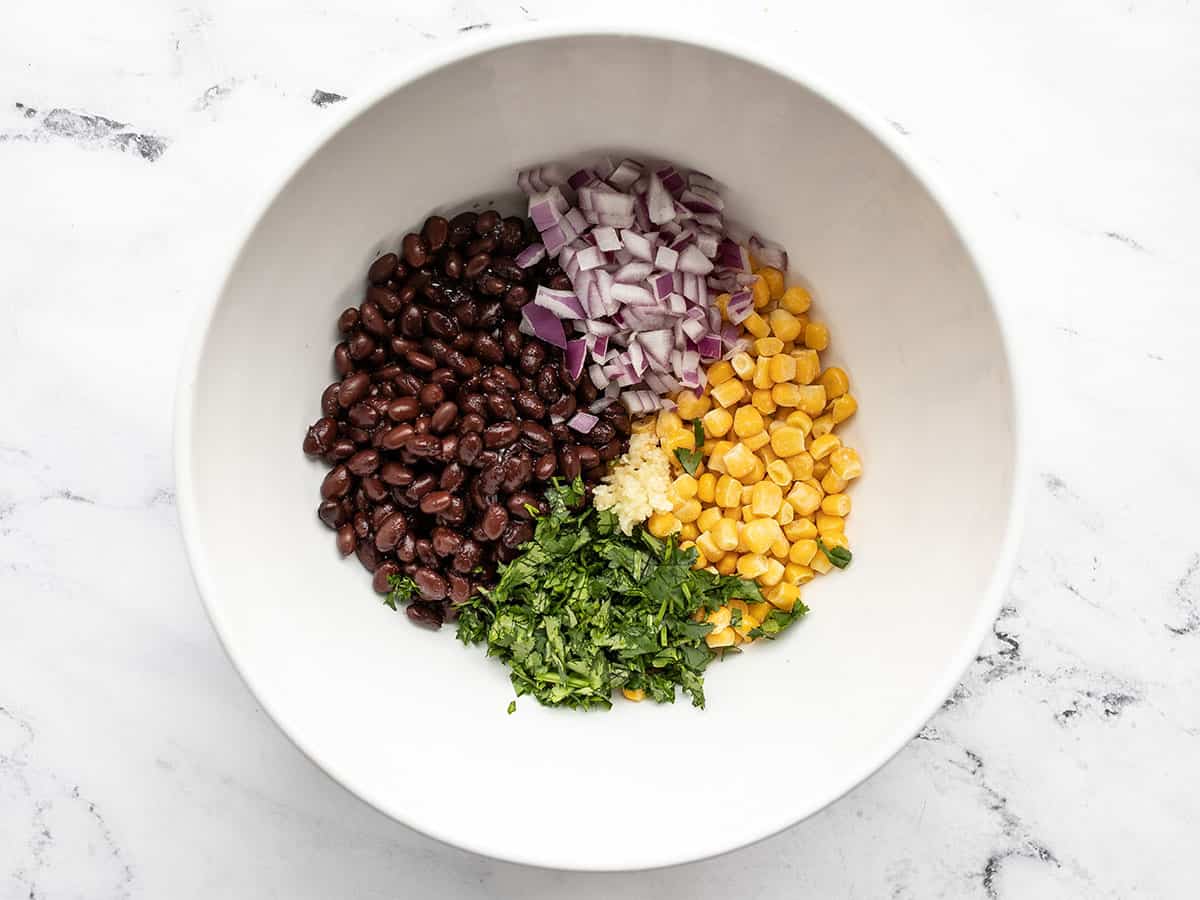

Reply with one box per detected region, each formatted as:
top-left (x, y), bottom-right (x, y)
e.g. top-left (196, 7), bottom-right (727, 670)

top-left (817, 538), bottom-right (853, 569)
top-left (674, 447), bottom-right (703, 476)
top-left (692, 418), bottom-right (705, 448)
top-left (384, 574), bottom-right (419, 611)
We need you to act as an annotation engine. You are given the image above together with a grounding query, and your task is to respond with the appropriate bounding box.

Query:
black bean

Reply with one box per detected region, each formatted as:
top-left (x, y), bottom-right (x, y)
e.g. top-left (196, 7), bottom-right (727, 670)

top-left (452, 540), bottom-right (482, 573)
top-left (432, 526), bottom-right (463, 557)
top-left (502, 322), bottom-right (524, 359)
top-left (507, 491), bottom-right (540, 520)
top-left (375, 512), bottom-right (408, 552)
top-left (430, 401), bottom-right (458, 434)
top-left (317, 499), bottom-right (345, 528)
top-left (347, 402), bottom-right (379, 430)
top-left (401, 233), bottom-right (429, 268)
top-left (360, 301), bottom-right (388, 337)
top-left (303, 417), bottom-right (338, 456)
top-left (502, 454), bottom-right (532, 491)
top-left (464, 253), bottom-right (491, 280)
top-left (336, 524), bottom-right (357, 556)
top-left (486, 393), bottom-right (515, 420)
top-left (380, 425), bottom-right (414, 451)
top-left (559, 444), bottom-right (582, 480)
top-left (549, 393), bottom-right (577, 420)
top-left (474, 334), bottom-right (503, 363)
top-left (501, 520), bottom-right (535, 549)
top-left (380, 462), bottom-right (413, 486)
top-left (356, 540), bottom-right (381, 573)
top-left (400, 303), bottom-right (424, 338)
top-left (338, 372), bottom-right (370, 408)
top-left (418, 383), bottom-right (445, 409)
top-left (347, 332), bottom-right (375, 363)
top-left (328, 438), bottom-right (356, 462)
top-left (533, 452), bottom-right (557, 480)
top-left (405, 350), bottom-right (437, 372)
top-left (368, 253), bottom-right (398, 284)
top-left (387, 397), bottom-right (420, 421)
top-left (443, 250), bottom-right (464, 280)
top-left (502, 284), bottom-right (529, 312)
top-left (422, 215), bottom-right (449, 252)
top-left (514, 390), bottom-right (545, 419)
top-left (447, 573), bottom-right (472, 605)
top-left (481, 504), bottom-right (509, 540)
top-left (347, 448), bottom-right (380, 476)
top-left (373, 561), bottom-right (400, 594)
top-left (439, 434), bottom-right (459, 463)
top-left (406, 602), bottom-right (444, 628)
top-left (414, 567), bottom-right (447, 601)
top-left (475, 210), bottom-right (500, 235)
top-left (499, 217), bottom-right (524, 252)
top-left (321, 465), bottom-right (352, 499)
top-left (333, 343), bottom-right (353, 376)
top-left (457, 431), bottom-right (483, 465)
top-left (448, 211), bottom-right (476, 246)
top-left (362, 476), bottom-right (389, 502)
top-left (420, 490), bottom-right (452, 514)
top-left (337, 307), bottom-right (360, 333)
top-left (483, 422), bottom-right (520, 449)
top-left (368, 286), bottom-right (403, 317)
top-left (427, 309), bottom-right (458, 339)
top-left (578, 446), bottom-right (600, 471)
top-left (395, 532), bottom-right (417, 563)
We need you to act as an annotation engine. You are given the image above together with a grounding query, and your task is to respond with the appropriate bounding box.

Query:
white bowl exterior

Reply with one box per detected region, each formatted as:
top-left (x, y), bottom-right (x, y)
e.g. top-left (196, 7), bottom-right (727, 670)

top-left (177, 29), bottom-right (1022, 870)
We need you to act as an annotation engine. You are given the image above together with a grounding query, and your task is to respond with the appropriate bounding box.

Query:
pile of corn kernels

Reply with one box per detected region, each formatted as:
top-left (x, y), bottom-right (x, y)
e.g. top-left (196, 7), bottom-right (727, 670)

top-left (640, 266), bottom-right (863, 648)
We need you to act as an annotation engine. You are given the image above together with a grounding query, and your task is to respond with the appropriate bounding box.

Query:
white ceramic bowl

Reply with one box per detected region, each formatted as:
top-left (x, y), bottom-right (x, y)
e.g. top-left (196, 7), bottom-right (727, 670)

top-left (176, 24), bottom-right (1025, 871)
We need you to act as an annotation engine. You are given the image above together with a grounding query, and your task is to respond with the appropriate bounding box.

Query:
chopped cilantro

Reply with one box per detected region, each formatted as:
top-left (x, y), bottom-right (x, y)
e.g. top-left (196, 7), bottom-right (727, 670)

top-left (455, 477), bottom-right (768, 710)
top-left (383, 574), bottom-right (419, 610)
top-left (817, 538), bottom-right (853, 569)
top-left (674, 447), bottom-right (703, 476)
top-left (692, 418), bottom-right (705, 448)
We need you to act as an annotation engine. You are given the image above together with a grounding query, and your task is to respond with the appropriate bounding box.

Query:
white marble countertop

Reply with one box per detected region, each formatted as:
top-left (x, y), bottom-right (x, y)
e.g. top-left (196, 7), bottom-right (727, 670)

top-left (3, 0), bottom-right (1198, 896)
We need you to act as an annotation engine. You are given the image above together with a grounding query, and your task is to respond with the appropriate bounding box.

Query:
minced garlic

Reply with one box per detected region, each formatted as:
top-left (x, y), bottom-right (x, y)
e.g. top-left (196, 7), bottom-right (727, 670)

top-left (592, 432), bottom-right (675, 535)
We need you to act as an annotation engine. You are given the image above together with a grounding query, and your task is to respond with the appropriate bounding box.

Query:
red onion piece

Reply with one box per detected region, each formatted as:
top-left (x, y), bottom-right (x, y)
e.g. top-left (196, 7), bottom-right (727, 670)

top-left (567, 411), bottom-right (599, 434)
top-left (521, 303), bottom-right (567, 349)
top-left (515, 243), bottom-right (546, 268)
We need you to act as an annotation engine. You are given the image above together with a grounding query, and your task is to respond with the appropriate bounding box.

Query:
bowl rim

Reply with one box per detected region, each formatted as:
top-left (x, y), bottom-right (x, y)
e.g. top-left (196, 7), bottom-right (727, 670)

top-left (173, 20), bottom-right (1030, 872)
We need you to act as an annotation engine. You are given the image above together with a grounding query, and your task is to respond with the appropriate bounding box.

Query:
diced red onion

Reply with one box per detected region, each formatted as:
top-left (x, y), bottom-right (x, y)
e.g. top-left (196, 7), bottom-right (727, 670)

top-left (576, 246), bottom-right (605, 271)
top-left (646, 173), bottom-right (675, 225)
top-left (521, 303), bottom-right (567, 349)
top-left (564, 338), bottom-right (587, 381)
top-left (567, 411), bottom-right (598, 434)
top-left (568, 168), bottom-right (595, 189)
top-left (749, 233), bottom-right (789, 272)
top-left (608, 158), bottom-right (644, 191)
top-left (681, 317), bottom-right (708, 342)
top-left (678, 244), bottom-right (715, 275)
top-left (592, 226), bottom-right (622, 252)
top-left (667, 292), bottom-right (687, 315)
top-left (620, 229), bottom-right (654, 262)
top-left (654, 245), bottom-right (679, 272)
top-left (534, 284), bottom-right (586, 320)
top-left (614, 261), bottom-right (654, 284)
top-left (515, 243), bottom-right (546, 268)
top-left (697, 334), bottom-right (723, 361)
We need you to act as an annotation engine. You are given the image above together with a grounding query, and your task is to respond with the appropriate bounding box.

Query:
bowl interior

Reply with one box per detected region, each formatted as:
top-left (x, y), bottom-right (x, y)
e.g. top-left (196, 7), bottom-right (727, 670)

top-left (180, 31), bottom-right (1018, 869)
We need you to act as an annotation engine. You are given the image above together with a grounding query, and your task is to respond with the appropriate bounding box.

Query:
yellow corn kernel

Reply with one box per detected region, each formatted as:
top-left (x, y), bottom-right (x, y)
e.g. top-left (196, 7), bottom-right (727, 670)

top-left (821, 531), bottom-right (850, 551)
top-left (714, 292), bottom-right (731, 319)
top-left (742, 430), bottom-right (770, 453)
top-left (768, 308), bottom-right (804, 343)
top-left (766, 459), bottom-right (792, 487)
top-left (723, 443), bottom-right (756, 480)
top-left (702, 407), bottom-right (733, 439)
top-left (804, 321), bottom-right (830, 351)
top-left (706, 439), bottom-right (732, 473)
top-left (821, 469), bottom-right (848, 494)
top-left (753, 356), bottom-right (774, 390)
top-left (710, 517), bottom-right (739, 552)
top-left (772, 529), bottom-right (791, 557)
top-left (706, 628), bottom-right (737, 648)
top-left (786, 452), bottom-right (815, 482)
top-left (759, 444), bottom-right (778, 463)
top-left (785, 410), bottom-right (814, 434)
top-left (792, 349), bottom-right (821, 384)
top-left (656, 409), bottom-right (683, 437)
top-left (740, 505), bottom-right (757, 526)
top-left (675, 389), bottom-right (711, 420)
top-left (802, 476), bottom-right (825, 495)
top-left (737, 553), bottom-right (769, 579)
top-left (711, 378), bottom-right (747, 409)
top-left (694, 551), bottom-right (710, 570)
top-left (747, 456), bottom-right (767, 483)
top-left (739, 482), bottom-right (755, 506)
top-left (816, 512), bottom-right (845, 534)
top-left (812, 458), bottom-right (830, 479)
top-left (750, 274), bottom-right (771, 309)
top-left (785, 564), bottom-right (814, 585)
top-left (743, 312), bottom-right (770, 338)
top-left (754, 336), bottom-right (784, 357)
top-left (760, 558), bottom-right (786, 587)
top-left (647, 512), bottom-right (681, 538)
top-left (742, 519), bottom-right (777, 555)
top-left (631, 416), bottom-right (656, 434)
top-left (675, 498), bottom-right (702, 523)
top-left (776, 502), bottom-right (795, 525)
top-left (745, 601), bottom-right (770, 626)
top-left (818, 367), bottom-right (849, 399)
top-left (830, 447), bottom-right (863, 480)
top-left (751, 388), bottom-right (777, 415)
top-left (784, 518), bottom-right (818, 541)
top-left (810, 551), bottom-right (833, 575)
top-left (698, 506), bottom-right (723, 532)
top-left (695, 530), bottom-right (724, 561)
top-left (661, 430), bottom-right (696, 453)
top-left (730, 351), bottom-right (755, 380)
top-left (780, 285), bottom-right (812, 314)
top-left (732, 405), bottom-right (764, 438)
top-left (769, 425), bottom-right (806, 457)
top-left (768, 353), bottom-right (797, 383)
top-left (714, 474), bottom-right (743, 508)
top-left (788, 539), bottom-right (818, 566)
top-left (707, 360), bottom-right (734, 386)
top-left (787, 482), bottom-right (822, 516)
top-left (822, 493), bottom-right (851, 517)
top-left (771, 383), bottom-right (803, 408)
top-left (679, 523), bottom-right (699, 541)
top-left (724, 505), bottom-right (742, 522)
top-left (830, 393), bottom-right (858, 424)
top-left (622, 687), bottom-right (646, 702)
top-left (809, 432), bottom-right (842, 460)
top-left (706, 604), bottom-right (731, 630)
top-left (673, 473), bottom-right (698, 499)
top-left (766, 582), bottom-right (801, 612)
top-left (758, 266), bottom-right (785, 300)
top-left (810, 414), bottom-right (835, 439)
top-left (796, 385), bottom-right (827, 415)
top-left (696, 472), bottom-right (717, 503)
top-left (715, 552), bottom-right (738, 575)
top-left (751, 481), bottom-right (783, 517)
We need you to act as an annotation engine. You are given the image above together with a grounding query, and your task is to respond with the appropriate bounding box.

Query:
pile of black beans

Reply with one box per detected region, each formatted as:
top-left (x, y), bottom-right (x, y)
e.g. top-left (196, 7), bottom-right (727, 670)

top-left (302, 209), bottom-right (630, 628)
